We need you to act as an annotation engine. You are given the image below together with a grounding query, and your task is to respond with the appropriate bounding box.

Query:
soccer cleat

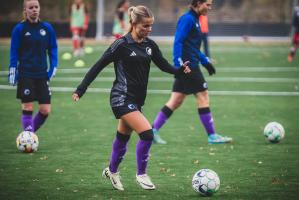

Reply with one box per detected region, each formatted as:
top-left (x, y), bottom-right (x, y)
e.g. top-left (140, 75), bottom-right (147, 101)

top-left (102, 167), bottom-right (124, 191)
top-left (153, 128), bottom-right (167, 144)
top-left (208, 133), bottom-right (233, 144)
top-left (287, 54), bottom-right (294, 62)
top-left (136, 174), bottom-right (156, 190)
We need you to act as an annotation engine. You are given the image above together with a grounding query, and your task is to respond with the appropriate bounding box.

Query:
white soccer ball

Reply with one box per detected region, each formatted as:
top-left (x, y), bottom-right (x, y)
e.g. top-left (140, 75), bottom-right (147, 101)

top-left (192, 169), bottom-right (220, 196)
top-left (263, 122), bottom-right (285, 143)
top-left (16, 131), bottom-right (39, 153)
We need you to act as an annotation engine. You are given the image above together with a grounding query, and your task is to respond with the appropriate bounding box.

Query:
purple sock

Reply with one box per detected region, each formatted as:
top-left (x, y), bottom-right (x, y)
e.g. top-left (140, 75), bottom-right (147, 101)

top-left (33, 112), bottom-right (48, 132)
top-left (198, 108), bottom-right (216, 135)
top-left (136, 139), bottom-right (152, 175)
top-left (22, 110), bottom-right (33, 132)
top-left (109, 133), bottom-right (130, 173)
top-left (153, 106), bottom-right (173, 130)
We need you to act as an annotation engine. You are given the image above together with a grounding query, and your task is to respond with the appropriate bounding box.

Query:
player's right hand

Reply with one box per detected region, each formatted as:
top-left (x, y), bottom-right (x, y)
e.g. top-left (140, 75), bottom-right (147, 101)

top-left (8, 67), bottom-right (17, 86)
top-left (72, 93), bottom-right (80, 101)
top-left (182, 61), bottom-right (191, 74)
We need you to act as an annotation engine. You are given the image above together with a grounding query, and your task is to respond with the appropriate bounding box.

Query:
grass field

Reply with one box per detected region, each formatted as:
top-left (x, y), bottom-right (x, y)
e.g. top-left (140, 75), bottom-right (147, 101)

top-left (0, 40), bottom-right (299, 200)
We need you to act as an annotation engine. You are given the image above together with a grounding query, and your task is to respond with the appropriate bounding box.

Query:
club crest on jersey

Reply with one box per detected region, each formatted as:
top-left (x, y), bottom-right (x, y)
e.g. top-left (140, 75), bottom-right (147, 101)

top-left (128, 104), bottom-right (136, 110)
top-left (24, 89), bottom-right (31, 95)
top-left (146, 47), bottom-right (152, 56)
top-left (203, 82), bottom-right (208, 89)
top-left (40, 29), bottom-right (46, 36)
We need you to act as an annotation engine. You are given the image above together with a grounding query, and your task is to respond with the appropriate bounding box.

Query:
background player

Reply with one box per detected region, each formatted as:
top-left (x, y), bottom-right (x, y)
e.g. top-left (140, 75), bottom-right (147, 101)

top-left (70, 0), bottom-right (89, 57)
top-left (199, 14), bottom-right (210, 58)
top-left (72, 5), bottom-right (190, 191)
top-left (112, 0), bottom-right (130, 39)
top-left (288, 6), bottom-right (299, 62)
top-left (152, 0), bottom-right (233, 144)
top-left (8, 0), bottom-right (58, 134)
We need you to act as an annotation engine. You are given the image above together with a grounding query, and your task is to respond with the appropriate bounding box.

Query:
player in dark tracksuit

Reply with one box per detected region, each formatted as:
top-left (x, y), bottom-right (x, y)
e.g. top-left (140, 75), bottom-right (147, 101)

top-left (72, 5), bottom-right (190, 191)
top-left (288, 6), bottom-right (299, 62)
top-left (8, 0), bottom-right (58, 134)
top-left (152, 0), bottom-right (233, 144)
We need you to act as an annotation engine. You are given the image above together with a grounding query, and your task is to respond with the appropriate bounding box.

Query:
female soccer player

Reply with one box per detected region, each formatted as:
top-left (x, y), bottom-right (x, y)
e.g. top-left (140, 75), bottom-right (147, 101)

top-left (70, 0), bottom-right (89, 57)
top-left (152, 0), bottom-right (233, 144)
top-left (288, 6), bottom-right (299, 62)
top-left (8, 0), bottom-right (58, 134)
top-left (112, 0), bottom-right (130, 39)
top-left (72, 5), bottom-right (190, 191)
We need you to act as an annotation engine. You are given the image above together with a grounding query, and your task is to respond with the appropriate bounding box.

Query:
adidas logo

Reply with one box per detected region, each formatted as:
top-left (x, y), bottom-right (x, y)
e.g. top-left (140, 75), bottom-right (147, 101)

top-left (25, 125), bottom-right (33, 131)
top-left (25, 32), bottom-right (31, 36)
top-left (130, 51), bottom-right (137, 56)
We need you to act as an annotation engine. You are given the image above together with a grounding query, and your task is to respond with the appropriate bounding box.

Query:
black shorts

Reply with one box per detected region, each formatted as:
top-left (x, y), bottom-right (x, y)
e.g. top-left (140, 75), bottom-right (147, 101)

top-left (111, 103), bottom-right (142, 119)
top-left (172, 67), bottom-right (208, 95)
top-left (17, 77), bottom-right (51, 104)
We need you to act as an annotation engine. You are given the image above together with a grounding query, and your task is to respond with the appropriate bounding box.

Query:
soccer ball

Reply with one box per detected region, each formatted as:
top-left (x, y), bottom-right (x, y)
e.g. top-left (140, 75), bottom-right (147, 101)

top-left (192, 169), bottom-right (220, 196)
top-left (16, 131), bottom-right (39, 153)
top-left (263, 122), bottom-right (285, 143)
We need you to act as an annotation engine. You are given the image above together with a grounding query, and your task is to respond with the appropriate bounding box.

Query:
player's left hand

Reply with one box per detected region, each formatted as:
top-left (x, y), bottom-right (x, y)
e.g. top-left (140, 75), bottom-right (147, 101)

top-left (203, 62), bottom-right (216, 76)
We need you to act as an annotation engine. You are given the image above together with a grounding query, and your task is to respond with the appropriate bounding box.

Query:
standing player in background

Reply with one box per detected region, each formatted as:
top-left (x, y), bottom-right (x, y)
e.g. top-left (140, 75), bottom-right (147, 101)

top-left (112, 0), bottom-right (130, 39)
top-left (288, 6), bottom-right (299, 62)
top-left (72, 5), bottom-right (190, 191)
top-left (70, 0), bottom-right (89, 57)
top-left (152, 0), bottom-right (233, 144)
top-left (8, 0), bottom-right (58, 134)
top-left (199, 15), bottom-right (210, 58)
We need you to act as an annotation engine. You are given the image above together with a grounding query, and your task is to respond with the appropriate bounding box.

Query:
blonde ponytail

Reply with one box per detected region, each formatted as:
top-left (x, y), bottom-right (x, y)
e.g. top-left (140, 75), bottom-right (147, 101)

top-left (127, 5), bottom-right (154, 32)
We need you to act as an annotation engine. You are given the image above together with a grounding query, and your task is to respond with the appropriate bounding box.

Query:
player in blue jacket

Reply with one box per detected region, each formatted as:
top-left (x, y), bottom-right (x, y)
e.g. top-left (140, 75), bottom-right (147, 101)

top-left (152, 0), bottom-right (233, 144)
top-left (9, 0), bottom-right (58, 134)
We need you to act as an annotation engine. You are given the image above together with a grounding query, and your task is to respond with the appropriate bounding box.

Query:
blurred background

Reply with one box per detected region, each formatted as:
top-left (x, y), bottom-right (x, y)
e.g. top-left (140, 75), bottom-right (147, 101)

top-left (0, 0), bottom-right (298, 38)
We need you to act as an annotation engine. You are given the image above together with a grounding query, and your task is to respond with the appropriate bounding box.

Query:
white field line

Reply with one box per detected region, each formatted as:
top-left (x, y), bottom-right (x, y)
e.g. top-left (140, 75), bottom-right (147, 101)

top-left (0, 67), bottom-right (299, 76)
top-left (0, 45), bottom-right (288, 52)
top-left (0, 76), bottom-right (298, 83)
top-left (42, 77), bottom-right (299, 83)
top-left (1, 85), bottom-right (299, 96)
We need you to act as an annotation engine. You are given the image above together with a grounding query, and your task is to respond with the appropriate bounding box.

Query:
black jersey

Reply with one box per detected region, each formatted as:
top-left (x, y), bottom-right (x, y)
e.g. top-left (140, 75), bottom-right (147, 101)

top-left (76, 33), bottom-right (183, 106)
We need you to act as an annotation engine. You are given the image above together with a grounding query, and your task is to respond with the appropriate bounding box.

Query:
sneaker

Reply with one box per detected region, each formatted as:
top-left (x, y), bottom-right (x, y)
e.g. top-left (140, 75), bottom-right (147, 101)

top-left (136, 174), bottom-right (156, 190)
top-left (153, 129), bottom-right (167, 144)
top-left (102, 167), bottom-right (124, 191)
top-left (208, 133), bottom-right (233, 144)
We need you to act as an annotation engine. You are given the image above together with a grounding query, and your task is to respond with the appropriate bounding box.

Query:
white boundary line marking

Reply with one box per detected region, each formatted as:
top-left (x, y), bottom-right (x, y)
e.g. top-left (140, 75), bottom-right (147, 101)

top-left (1, 76), bottom-right (298, 83)
top-left (11, 77), bottom-right (298, 83)
top-left (1, 85), bottom-right (299, 96)
top-left (1, 67), bottom-right (299, 75)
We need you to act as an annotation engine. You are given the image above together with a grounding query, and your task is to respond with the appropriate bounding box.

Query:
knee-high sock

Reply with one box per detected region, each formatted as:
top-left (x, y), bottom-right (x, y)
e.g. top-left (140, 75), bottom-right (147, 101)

top-left (136, 130), bottom-right (153, 175)
top-left (72, 35), bottom-right (80, 51)
top-left (198, 107), bottom-right (216, 135)
top-left (152, 106), bottom-right (173, 130)
top-left (22, 110), bottom-right (33, 132)
top-left (109, 132), bottom-right (130, 173)
top-left (33, 112), bottom-right (48, 132)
